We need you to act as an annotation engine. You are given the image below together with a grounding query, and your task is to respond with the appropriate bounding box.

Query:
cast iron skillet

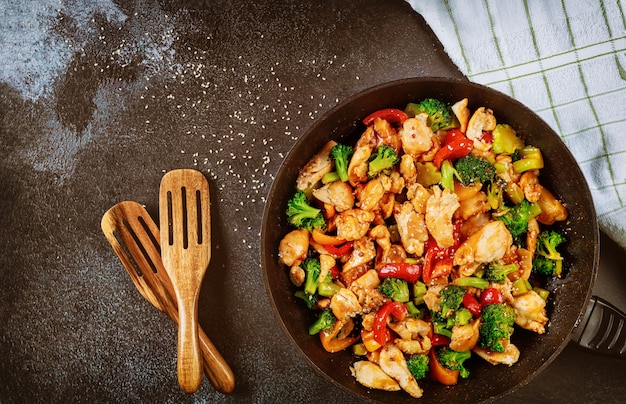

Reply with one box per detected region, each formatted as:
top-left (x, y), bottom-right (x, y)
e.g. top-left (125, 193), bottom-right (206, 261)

top-left (261, 77), bottom-right (600, 403)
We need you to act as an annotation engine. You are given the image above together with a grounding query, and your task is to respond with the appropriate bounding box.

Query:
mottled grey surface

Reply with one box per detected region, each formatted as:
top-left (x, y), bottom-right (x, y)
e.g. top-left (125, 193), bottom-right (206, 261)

top-left (1, 0), bottom-right (625, 403)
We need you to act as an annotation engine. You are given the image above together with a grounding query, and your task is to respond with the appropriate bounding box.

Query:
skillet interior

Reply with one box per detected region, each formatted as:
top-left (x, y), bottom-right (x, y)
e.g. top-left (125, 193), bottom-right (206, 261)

top-left (261, 77), bottom-right (599, 403)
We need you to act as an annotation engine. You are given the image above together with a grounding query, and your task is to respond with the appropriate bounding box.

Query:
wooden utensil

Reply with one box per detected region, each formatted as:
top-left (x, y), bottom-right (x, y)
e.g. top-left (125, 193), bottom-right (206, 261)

top-left (101, 201), bottom-right (234, 394)
top-left (159, 169), bottom-right (211, 393)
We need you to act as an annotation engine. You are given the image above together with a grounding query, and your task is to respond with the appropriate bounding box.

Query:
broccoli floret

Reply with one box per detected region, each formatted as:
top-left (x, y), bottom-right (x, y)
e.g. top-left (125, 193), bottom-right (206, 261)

top-left (286, 191), bottom-right (326, 232)
top-left (533, 230), bottom-right (566, 277)
top-left (308, 308), bottom-right (336, 335)
top-left (437, 348), bottom-right (472, 378)
top-left (294, 290), bottom-right (317, 309)
top-left (302, 257), bottom-right (321, 296)
top-left (512, 146), bottom-right (544, 173)
top-left (496, 199), bottom-right (542, 244)
top-left (378, 277), bottom-right (410, 303)
top-left (478, 303), bottom-right (516, 353)
top-left (405, 98), bottom-right (456, 131)
top-left (454, 153), bottom-right (497, 186)
top-left (440, 159), bottom-right (462, 191)
top-left (484, 262), bottom-right (518, 283)
top-left (439, 285), bottom-right (466, 318)
top-left (368, 145), bottom-right (399, 178)
top-left (406, 354), bottom-right (430, 380)
top-left (492, 124), bottom-right (524, 155)
top-left (331, 143), bottom-right (354, 182)
top-left (318, 273), bottom-right (341, 297)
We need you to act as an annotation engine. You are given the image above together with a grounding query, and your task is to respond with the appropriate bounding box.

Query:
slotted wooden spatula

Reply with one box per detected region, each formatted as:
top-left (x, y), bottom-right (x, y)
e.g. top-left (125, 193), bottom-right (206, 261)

top-left (159, 169), bottom-right (211, 393)
top-left (101, 201), bottom-right (234, 393)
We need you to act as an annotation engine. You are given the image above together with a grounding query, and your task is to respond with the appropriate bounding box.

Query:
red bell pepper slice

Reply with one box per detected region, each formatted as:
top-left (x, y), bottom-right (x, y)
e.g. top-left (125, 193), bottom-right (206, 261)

top-left (363, 108), bottom-right (408, 126)
top-left (462, 293), bottom-right (482, 317)
top-left (323, 241), bottom-right (353, 256)
top-left (433, 129), bottom-right (473, 169)
top-left (373, 301), bottom-right (408, 345)
top-left (481, 130), bottom-right (493, 143)
top-left (378, 262), bottom-right (422, 283)
top-left (431, 333), bottom-right (451, 347)
top-left (480, 288), bottom-right (504, 306)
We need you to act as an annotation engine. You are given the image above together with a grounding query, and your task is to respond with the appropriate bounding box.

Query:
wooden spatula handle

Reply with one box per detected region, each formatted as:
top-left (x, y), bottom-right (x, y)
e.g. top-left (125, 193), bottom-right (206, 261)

top-left (198, 327), bottom-right (236, 393)
top-left (176, 294), bottom-right (203, 393)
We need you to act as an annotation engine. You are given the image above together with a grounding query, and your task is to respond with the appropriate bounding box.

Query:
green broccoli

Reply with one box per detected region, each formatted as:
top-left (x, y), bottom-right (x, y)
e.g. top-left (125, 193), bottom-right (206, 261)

top-left (308, 308), bottom-right (336, 335)
top-left (378, 277), bottom-right (410, 303)
top-left (406, 354), bottom-right (430, 380)
top-left (478, 303), bottom-right (516, 353)
top-left (405, 98), bottom-right (457, 131)
top-left (437, 347), bottom-right (472, 378)
top-left (331, 143), bottom-right (354, 182)
top-left (318, 273), bottom-right (341, 297)
top-left (294, 290), bottom-right (317, 309)
top-left (496, 199), bottom-right (542, 243)
top-left (368, 145), bottom-right (400, 178)
top-left (512, 146), bottom-right (544, 173)
top-left (492, 123), bottom-right (524, 155)
top-left (532, 230), bottom-right (566, 277)
top-left (440, 159), bottom-right (462, 191)
top-left (484, 262), bottom-right (519, 283)
top-left (439, 285), bottom-right (466, 318)
top-left (286, 191), bottom-right (326, 232)
top-left (453, 153), bottom-right (497, 186)
top-left (453, 276), bottom-right (490, 289)
top-left (452, 307), bottom-right (473, 326)
top-left (302, 257), bottom-right (321, 296)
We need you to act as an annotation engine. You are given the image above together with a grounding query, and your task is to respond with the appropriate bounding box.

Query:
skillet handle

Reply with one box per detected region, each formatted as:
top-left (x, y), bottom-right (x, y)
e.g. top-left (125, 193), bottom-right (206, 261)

top-left (570, 295), bottom-right (626, 359)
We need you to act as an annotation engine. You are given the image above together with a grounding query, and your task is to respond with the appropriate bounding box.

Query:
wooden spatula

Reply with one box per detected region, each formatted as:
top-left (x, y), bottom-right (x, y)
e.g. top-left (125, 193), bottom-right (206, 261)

top-left (159, 169), bottom-right (211, 393)
top-left (101, 201), bottom-right (234, 393)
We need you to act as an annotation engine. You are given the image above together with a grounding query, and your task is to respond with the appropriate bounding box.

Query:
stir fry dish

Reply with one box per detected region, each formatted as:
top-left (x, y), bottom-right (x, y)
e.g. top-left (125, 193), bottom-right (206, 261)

top-left (277, 97), bottom-right (569, 398)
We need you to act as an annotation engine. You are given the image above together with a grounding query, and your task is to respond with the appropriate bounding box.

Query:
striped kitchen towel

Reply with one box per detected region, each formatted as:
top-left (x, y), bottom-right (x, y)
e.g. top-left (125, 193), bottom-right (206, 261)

top-left (407, 0), bottom-right (626, 250)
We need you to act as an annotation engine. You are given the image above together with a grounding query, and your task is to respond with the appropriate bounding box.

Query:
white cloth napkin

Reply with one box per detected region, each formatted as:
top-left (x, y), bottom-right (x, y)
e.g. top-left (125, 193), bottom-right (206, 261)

top-left (407, 0), bottom-right (626, 250)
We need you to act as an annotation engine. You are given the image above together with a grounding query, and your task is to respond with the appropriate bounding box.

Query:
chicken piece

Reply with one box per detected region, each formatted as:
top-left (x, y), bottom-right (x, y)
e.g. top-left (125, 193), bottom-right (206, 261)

top-left (379, 344), bottom-right (423, 398)
top-left (425, 187), bottom-right (460, 248)
top-left (451, 98), bottom-right (470, 133)
top-left (278, 229), bottom-right (309, 267)
top-left (466, 107), bottom-right (496, 151)
top-left (406, 182), bottom-right (431, 214)
top-left (342, 237), bottom-right (376, 275)
top-left (289, 265), bottom-right (305, 286)
top-left (387, 170), bottom-right (405, 194)
top-left (374, 117), bottom-right (402, 152)
top-left (389, 317), bottom-right (431, 340)
top-left (378, 192), bottom-right (395, 219)
top-left (536, 185), bottom-right (569, 225)
top-left (423, 284), bottom-right (444, 312)
top-left (519, 170), bottom-right (542, 203)
top-left (489, 278), bottom-right (515, 305)
top-left (358, 178), bottom-right (385, 211)
top-left (454, 221), bottom-right (513, 266)
top-left (473, 342), bottom-right (520, 366)
top-left (296, 140), bottom-right (336, 191)
top-left (459, 212), bottom-right (490, 240)
top-left (348, 126), bottom-right (377, 186)
top-left (335, 208), bottom-right (376, 241)
top-left (330, 287), bottom-right (363, 323)
top-left (312, 181), bottom-right (355, 212)
top-left (517, 247), bottom-right (533, 281)
top-left (350, 281), bottom-right (385, 315)
top-left (456, 189), bottom-right (489, 220)
top-left (525, 218), bottom-right (540, 255)
top-left (319, 254), bottom-right (336, 282)
top-left (389, 318), bottom-right (432, 355)
top-left (399, 115), bottom-right (434, 156)
top-left (370, 224), bottom-right (391, 253)
top-left (394, 201), bottom-right (428, 256)
top-left (399, 153), bottom-right (417, 184)
top-left (512, 291), bottom-right (548, 334)
top-left (450, 319), bottom-right (480, 352)
top-left (351, 361), bottom-right (401, 392)
top-left (352, 269), bottom-right (381, 290)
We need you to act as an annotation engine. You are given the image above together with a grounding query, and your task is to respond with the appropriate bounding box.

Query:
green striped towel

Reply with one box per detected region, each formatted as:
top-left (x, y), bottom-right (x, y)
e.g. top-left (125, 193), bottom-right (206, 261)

top-left (407, 0), bottom-right (626, 250)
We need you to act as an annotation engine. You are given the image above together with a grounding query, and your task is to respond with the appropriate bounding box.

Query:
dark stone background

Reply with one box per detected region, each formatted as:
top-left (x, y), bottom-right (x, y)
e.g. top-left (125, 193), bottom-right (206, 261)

top-left (1, 0), bottom-right (625, 402)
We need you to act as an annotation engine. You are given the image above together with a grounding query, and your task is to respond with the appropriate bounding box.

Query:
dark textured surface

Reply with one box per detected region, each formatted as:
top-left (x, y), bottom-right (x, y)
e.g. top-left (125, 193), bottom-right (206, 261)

top-left (1, 1), bottom-right (625, 403)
